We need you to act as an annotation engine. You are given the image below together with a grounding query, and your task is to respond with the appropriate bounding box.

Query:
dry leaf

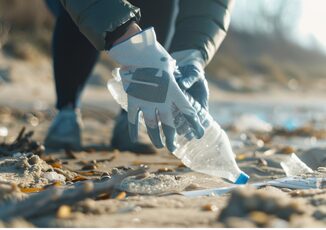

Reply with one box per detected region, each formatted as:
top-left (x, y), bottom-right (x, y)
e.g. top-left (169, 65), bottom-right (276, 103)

top-left (115, 191), bottom-right (126, 200)
top-left (20, 187), bottom-right (44, 193)
top-left (202, 204), bottom-right (218, 212)
top-left (236, 154), bottom-right (247, 161)
top-left (71, 176), bottom-right (88, 182)
top-left (51, 162), bottom-right (63, 169)
top-left (279, 146), bottom-right (295, 155)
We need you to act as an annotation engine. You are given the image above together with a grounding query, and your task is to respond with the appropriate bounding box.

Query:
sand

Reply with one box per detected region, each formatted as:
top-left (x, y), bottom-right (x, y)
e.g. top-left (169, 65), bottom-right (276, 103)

top-left (0, 52), bottom-right (326, 227)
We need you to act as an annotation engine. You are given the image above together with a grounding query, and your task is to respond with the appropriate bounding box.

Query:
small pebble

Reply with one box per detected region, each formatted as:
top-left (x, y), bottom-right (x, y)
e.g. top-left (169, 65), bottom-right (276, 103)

top-left (135, 171), bottom-right (150, 180)
top-left (82, 164), bottom-right (97, 170)
top-left (249, 211), bottom-right (269, 226)
top-left (100, 172), bottom-right (111, 181)
top-left (57, 205), bottom-right (72, 219)
top-left (157, 168), bottom-right (173, 173)
top-left (83, 181), bottom-right (94, 192)
top-left (101, 172), bottom-right (110, 177)
top-left (257, 158), bottom-right (268, 167)
top-left (27, 155), bottom-right (40, 165)
top-left (313, 209), bottom-right (326, 220)
top-left (256, 139), bottom-right (264, 147)
top-left (184, 183), bottom-right (201, 191)
top-left (281, 188), bottom-right (292, 193)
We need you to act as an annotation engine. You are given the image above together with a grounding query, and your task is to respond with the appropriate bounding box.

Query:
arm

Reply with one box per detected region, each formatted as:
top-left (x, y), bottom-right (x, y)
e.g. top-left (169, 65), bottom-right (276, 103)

top-left (170, 0), bottom-right (235, 111)
top-left (59, 0), bottom-right (205, 152)
top-left (60, 0), bottom-right (141, 50)
top-left (170, 0), bottom-right (235, 65)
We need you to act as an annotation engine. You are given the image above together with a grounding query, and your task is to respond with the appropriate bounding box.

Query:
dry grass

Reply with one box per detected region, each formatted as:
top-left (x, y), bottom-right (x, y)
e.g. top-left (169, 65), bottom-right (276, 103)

top-left (208, 29), bottom-right (326, 88)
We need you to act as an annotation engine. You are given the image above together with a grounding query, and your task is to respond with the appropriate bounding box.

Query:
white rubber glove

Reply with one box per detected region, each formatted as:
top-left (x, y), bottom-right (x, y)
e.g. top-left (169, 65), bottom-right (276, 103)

top-left (108, 28), bottom-right (204, 152)
top-left (172, 50), bottom-right (210, 139)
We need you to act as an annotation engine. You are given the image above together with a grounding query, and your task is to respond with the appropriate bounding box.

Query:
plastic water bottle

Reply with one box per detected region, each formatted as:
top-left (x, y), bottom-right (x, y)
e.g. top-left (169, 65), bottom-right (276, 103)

top-left (108, 69), bottom-right (249, 184)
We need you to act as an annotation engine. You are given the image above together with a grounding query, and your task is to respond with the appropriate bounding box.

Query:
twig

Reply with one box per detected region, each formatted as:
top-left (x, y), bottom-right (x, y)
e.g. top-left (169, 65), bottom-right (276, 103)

top-left (14, 126), bottom-right (26, 143)
top-left (0, 127), bottom-right (44, 156)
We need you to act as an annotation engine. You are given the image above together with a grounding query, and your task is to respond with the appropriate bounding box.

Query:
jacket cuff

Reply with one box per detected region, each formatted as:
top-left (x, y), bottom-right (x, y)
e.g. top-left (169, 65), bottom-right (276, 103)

top-left (170, 0), bottom-right (234, 66)
top-left (61, 0), bottom-right (140, 51)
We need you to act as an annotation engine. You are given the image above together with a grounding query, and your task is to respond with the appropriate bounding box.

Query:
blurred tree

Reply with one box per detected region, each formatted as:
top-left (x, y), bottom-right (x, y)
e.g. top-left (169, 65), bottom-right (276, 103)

top-left (257, 0), bottom-right (301, 38)
top-left (232, 0), bottom-right (302, 40)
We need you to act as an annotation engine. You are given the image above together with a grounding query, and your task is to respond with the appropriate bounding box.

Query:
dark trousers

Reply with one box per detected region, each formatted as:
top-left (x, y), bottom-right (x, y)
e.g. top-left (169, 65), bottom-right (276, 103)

top-left (46, 0), bottom-right (177, 110)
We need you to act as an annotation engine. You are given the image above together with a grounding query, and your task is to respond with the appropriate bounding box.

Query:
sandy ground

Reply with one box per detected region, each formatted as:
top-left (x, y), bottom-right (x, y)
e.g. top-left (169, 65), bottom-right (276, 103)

top-left (0, 52), bottom-right (326, 227)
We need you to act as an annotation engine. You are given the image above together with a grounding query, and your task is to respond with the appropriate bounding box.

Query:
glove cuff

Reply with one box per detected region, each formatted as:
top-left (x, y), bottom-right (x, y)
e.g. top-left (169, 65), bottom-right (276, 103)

top-left (108, 27), bottom-right (176, 72)
top-left (171, 49), bottom-right (205, 69)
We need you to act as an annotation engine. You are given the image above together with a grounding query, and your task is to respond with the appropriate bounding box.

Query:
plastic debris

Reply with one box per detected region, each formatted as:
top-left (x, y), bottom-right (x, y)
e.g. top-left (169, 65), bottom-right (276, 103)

top-left (0, 127), bottom-right (8, 137)
top-left (283, 118), bottom-right (300, 131)
top-left (108, 71), bottom-right (249, 184)
top-left (119, 174), bottom-right (194, 195)
top-left (233, 114), bottom-right (272, 132)
top-left (181, 176), bottom-right (325, 197)
top-left (280, 153), bottom-right (313, 176)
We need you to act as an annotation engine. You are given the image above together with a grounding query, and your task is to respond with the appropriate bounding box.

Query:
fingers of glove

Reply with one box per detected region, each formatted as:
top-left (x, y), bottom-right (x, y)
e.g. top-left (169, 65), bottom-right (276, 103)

top-left (143, 110), bottom-right (164, 148)
top-left (178, 65), bottom-right (204, 90)
top-left (187, 80), bottom-right (209, 110)
top-left (177, 74), bottom-right (198, 90)
top-left (161, 123), bottom-right (177, 152)
top-left (172, 91), bottom-right (204, 138)
top-left (157, 108), bottom-right (175, 128)
top-left (127, 107), bottom-right (140, 143)
top-left (184, 113), bottom-right (205, 139)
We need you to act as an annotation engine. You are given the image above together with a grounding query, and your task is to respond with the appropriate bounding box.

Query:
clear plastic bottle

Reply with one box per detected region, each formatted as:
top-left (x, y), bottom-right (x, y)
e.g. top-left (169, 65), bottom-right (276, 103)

top-left (108, 69), bottom-right (249, 184)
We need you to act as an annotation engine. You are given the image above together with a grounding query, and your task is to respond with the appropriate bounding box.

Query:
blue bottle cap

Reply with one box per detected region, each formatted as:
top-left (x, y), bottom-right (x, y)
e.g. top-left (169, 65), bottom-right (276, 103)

top-left (235, 172), bottom-right (250, 184)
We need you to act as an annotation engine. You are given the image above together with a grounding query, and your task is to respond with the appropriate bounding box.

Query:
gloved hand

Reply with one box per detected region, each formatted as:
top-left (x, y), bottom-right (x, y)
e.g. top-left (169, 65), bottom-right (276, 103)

top-left (108, 28), bottom-right (204, 152)
top-left (172, 50), bottom-right (209, 111)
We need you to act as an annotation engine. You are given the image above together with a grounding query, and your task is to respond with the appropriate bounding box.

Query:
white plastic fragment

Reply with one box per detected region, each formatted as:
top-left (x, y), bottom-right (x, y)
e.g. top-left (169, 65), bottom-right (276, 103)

top-left (0, 127), bottom-right (8, 137)
top-left (43, 172), bottom-right (66, 182)
top-left (280, 153), bottom-right (313, 177)
top-left (233, 114), bottom-right (272, 132)
top-left (13, 152), bottom-right (23, 158)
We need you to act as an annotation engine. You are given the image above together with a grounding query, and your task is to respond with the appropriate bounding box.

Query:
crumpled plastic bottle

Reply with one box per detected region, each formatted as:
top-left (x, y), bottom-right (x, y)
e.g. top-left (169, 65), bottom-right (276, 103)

top-left (108, 69), bottom-right (249, 184)
top-left (280, 153), bottom-right (313, 176)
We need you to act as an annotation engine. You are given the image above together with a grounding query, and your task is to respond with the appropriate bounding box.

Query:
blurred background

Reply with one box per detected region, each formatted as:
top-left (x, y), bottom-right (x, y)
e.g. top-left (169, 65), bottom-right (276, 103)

top-left (1, 0), bottom-right (326, 93)
top-left (0, 0), bottom-right (326, 132)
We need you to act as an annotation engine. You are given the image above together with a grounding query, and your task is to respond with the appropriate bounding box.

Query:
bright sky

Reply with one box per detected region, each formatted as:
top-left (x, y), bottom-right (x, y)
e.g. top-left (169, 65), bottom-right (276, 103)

top-left (231, 0), bottom-right (326, 52)
top-left (297, 0), bottom-right (326, 50)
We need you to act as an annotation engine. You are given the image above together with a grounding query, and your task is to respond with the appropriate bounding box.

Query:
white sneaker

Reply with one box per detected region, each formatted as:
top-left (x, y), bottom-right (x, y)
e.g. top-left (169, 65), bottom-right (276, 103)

top-left (44, 107), bottom-right (83, 150)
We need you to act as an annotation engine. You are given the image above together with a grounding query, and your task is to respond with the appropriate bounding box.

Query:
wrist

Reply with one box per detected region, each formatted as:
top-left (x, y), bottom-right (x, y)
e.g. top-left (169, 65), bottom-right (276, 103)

top-left (113, 22), bottom-right (142, 45)
top-left (105, 21), bottom-right (141, 50)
